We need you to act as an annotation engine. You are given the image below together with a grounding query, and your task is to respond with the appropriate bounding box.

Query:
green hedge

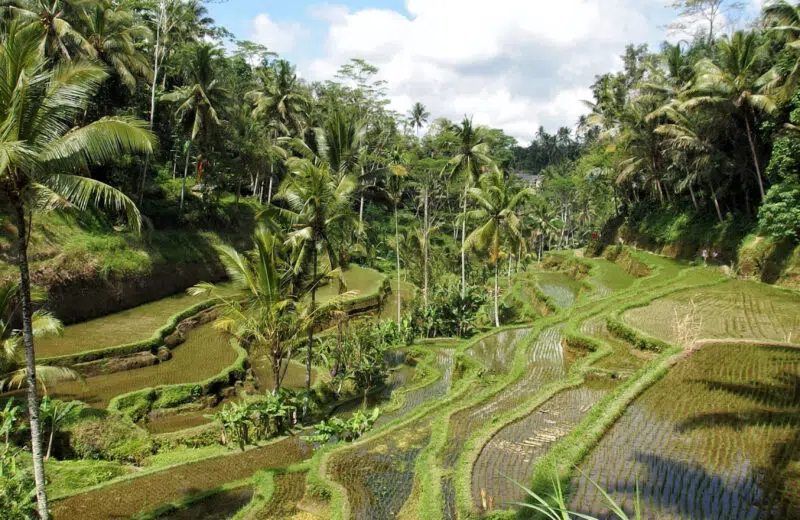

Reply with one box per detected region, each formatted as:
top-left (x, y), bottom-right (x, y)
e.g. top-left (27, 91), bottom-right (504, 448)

top-left (108, 338), bottom-right (248, 421)
top-left (41, 299), bottom-right (220, 366)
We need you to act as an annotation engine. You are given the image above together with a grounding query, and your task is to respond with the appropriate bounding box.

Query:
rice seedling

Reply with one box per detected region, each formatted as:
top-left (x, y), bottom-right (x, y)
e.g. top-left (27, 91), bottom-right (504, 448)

top-left (624, 280), bottom-right (800, 345)
top-left (570, 343), bottom-right (800, 519)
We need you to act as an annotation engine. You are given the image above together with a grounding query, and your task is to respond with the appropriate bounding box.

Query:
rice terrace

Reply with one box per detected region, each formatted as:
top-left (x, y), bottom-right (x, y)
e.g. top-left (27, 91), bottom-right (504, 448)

top-left (3, 1), bottom-right (800, 520)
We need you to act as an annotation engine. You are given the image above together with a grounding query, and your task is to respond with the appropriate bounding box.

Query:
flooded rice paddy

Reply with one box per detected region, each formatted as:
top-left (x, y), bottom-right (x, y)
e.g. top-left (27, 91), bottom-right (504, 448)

top-left (571, 343), bottom-right (800, 519)
top-left (625, 279), bottom-right (800, 345)
top-left (46, 323), bottom-right (237, 407)
top-left (534, 271), bottom-right (584, 308)
top-left (36, 284), bottom-right (235, 358)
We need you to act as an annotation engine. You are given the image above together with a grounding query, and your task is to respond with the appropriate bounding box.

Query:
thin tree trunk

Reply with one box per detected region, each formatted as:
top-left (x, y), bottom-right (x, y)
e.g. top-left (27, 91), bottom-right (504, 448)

top-left (180, 142), bottom-right (191, 215)
top-left (710, 183), bottom-right (723, 223)
top-left (235, 176), bottom-right (242, 204)
top-left (172, 149), bottom-right (178, 179)
top-left (303, 249), bottom-right (317, 419)
top-left (689, 184), bottom-right (698, 211)
top-left (395, 203), bottom-right (401, 323)
top-left (138, 7), bottom-right (163, 206)
top-left (744, 114), bottom-right (766, 201)
top-left (494, 261), bottom-right (500, 328)
top-left (461, 184), bottom-right (467, 298)
top-left (14, 205), bottom-right (50, 520)
top-left (423, 187), bottom-right (429, 309)
top-left (46, 422), bottom-right (55, 462)
top-left (507, 255), bottom-right (512, 281)
top-left (267, 176), bottom-right (273, 205)
top-left (359, 195), bottom-right (364, 225)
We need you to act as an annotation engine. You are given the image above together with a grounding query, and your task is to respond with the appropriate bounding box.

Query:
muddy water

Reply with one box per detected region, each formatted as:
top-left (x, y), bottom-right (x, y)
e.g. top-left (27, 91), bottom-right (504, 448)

top-left (468, 328), bottom-right (530, 375)
top-left (441, 326), bottom-right (568, 518)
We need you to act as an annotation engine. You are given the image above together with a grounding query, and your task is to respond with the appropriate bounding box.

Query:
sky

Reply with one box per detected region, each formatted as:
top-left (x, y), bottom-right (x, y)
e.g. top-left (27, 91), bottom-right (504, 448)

top-left (207, 0), bottom-right (765, 145)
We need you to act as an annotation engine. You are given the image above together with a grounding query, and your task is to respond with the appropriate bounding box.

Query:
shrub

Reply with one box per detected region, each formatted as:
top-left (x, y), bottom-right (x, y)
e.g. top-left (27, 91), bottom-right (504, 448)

top-left (65, 410), bottom-right (153, 463)
top-left (0, 447), bottom-right (35, 519)
top-left (758, 182), bottom-right (800, 241)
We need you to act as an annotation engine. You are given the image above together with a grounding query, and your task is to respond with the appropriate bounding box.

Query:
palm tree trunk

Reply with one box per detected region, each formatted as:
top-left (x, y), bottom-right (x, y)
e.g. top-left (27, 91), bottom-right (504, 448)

top-left (180, 141), bottom-right (191, 215)
top-left (494, 261), bottom-right (500, 328)
top-left (395, 204), bottom-right (401, 323)
top-left (744, 114), bottom-right (766, 201)
top-left (507, 255), bottom-right (512, 281)
top-left (709, 183), bottom-right (723, 223)
top-left (14, 205), bottom-right (50, 520)
top-left (461, 184), bottom-right (468, 298)
top-left (267, 176), bottom-right (273, 205)
top-left (689, 184), bottom-right (698, 210)
top-left (46, 422), bottom-right (55, 462)
top-left (423, 186), bottom-right (429, 309)
top-left (304, 249), bottom-right (317, 419)
top-left (359, 195), bottom-right (365, 225)
top-left (172, 149), bottom-right (178, 179)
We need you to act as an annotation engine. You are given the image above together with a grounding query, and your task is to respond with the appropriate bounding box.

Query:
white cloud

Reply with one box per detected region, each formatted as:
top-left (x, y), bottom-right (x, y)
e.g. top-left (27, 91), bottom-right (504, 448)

top-left (250, 13), bottom-right (306, 55)
top-left (296, 1), bottom-right (679, 143)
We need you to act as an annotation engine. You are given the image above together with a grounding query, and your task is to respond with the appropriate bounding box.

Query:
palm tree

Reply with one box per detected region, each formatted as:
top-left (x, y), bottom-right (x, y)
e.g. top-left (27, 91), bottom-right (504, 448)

top-left (464, 172), bottom-right (531, 328)
top-left (191, 228), bottom-right (308, 393)
top-left (161, 42), bottom-right (227, 214)
top-left (0, 26), bottom-right (154, 518)
top-left (269, 158), bottom-right (356, 417)
top-left (0, 283), bottom-right (76, 394)
top-left (450, 116), bottom-right (497, 297)
top-left (249, 60), bottom-right (310, 137)
top-left (79, 0), bottom-right (152, 92)
top-left (1, 0), bottom-right (89, 61)
top-left (683, 31), bottom-right (778, 201)
top-left (764, 0), bottom-right (800, 98)
top-left (408, 101), bottom-right (430, 138)
top-left (383, 154), bottom-right (407, 323)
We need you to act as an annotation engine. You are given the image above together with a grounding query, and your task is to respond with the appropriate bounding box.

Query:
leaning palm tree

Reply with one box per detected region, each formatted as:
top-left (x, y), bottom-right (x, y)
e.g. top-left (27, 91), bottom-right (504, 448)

top-left (0, 26), bottom-right (155, 518)
top-left (408, 101), bottom-right (430, 138)
top-left (683, 31), bottom-right (778, 201)
top-left (464, 172), bottom-right (531, 328)
top-left (268, 158), bottom-right (356, 417)
top-left (0, 283), bottom-right (76, 394)
top-left (450, 116), bottom-right (497, 297)
top-left (79, 0), bottom-right (153, 92)
top-left (161, 42), bottom-right (227, 214)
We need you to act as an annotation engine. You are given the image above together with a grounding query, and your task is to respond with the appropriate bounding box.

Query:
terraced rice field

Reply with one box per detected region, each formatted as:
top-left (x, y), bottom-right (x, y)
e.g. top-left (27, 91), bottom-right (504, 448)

top-left (329, 419), bottom-right (433, 519)
top-left (327, 348), bottom-right (456, 518)
top-left (472, 382), bottom-right (610, 511)
top-left (314, 265), bottom-right (386, 303)
top-left (44, 323), bottom-right (237, 407)
top-left (156, 486), bottom-right (254, 520)
top-left (585, 258), bottom-right (637, 297)
top-left (255, 471), bottom-right (307, 519)
top-left (52, 436), bottom-right (313, 519)
top-left (468, 328), bottom-right (530, 375)
top-left (534, 271), bottom-right (584, 308)
top-left (571, 343), bottom-right (800, 519)
top-left (441, 326), bottom-right (569, 517)
top-left (624, 279), bottom-right (800, 345)
top-left (35, 283), bottom-right (236, 358)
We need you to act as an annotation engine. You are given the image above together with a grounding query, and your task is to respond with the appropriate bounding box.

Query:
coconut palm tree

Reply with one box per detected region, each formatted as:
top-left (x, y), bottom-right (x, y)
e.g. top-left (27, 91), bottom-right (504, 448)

top-left (464, 172), bottom-right (531, 328)
top-left (269, 158), bottom-right (356, 417)
top-left (79, 0), bottom-right (152, 92)
top-left (249, 60), bottom-right (310, 137)
top-left (161, 42), bottom-right (227, 214)
top-left (382, 153), bottom-right (407, 323)
top-left (450, 116), bottom-right (497, 297)
top-left (683, 31), bottom-right (778, 201)
top-left (192, 228), bottom-right (307, 393)
top-left (408, 101), bottom-right (429, 138)
top-left (1, 0), bottom-right (90, 61)
top-left (0, 283), bottom-right (76, 394)
top-left (764, 0), bottom-right (800, 98)
top-left (0, 26), bottom-right (154, 518)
